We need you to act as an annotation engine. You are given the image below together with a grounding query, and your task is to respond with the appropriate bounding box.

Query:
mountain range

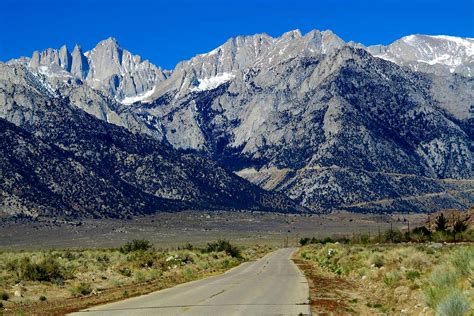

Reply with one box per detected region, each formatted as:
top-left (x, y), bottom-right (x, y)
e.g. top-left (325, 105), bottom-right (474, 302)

top-left (1, 29), bottom-right (473, 218)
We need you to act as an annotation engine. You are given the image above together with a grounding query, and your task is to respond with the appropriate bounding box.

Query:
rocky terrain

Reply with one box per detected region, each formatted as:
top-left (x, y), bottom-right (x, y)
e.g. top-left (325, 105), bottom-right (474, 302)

top-left (0, 63), bottom-right (299, 218)
top-left (1, 29), bottom-right (473, 216)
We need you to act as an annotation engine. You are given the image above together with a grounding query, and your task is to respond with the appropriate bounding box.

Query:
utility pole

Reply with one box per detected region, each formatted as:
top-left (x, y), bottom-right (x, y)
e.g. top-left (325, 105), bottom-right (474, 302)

top-left (378, 226), bottom-right (381, 244)
top-left (390, 222), bottom-right (393, 243)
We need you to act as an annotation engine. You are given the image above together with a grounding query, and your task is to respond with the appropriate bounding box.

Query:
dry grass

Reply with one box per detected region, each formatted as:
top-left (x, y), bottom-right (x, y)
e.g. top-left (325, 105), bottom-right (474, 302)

top-left (0, 241), bottom-right (273, 315)
top-left (295, 243), bottom-right (473, 315)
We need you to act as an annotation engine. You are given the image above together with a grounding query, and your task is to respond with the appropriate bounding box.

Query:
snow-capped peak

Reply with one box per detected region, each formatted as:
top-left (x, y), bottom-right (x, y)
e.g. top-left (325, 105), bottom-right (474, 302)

top-left (368, 34), bottom-right (474, 76)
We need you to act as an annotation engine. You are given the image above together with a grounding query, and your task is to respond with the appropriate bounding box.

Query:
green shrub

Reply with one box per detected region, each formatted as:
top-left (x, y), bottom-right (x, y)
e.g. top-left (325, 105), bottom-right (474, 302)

top-left (383, 271), bottom-right (400, 287)
top-left (405, 252), bottom-right (430, 270)
top-left (122, 290), bottom-right (129, 297)
top-left (63, 251), bottom-right (76, 261)
top-left (97, 254), bottom-right (110, 263)
top-left (425, 286), bottom-right (449, 308)
top-left (221, 258), bottom-right (238, 269)
top-left (432, 231), bottom-right (450, 243)
top-left (450, 249), bottom-right (473, 277)
top-left (134, 271), bottom-right (145, 283)
top-left (71, 283), bottom-right (92, 297)
top-left (360, 233), bottom-right (370, 244)
top-left (371, 255), bottom-right (384, 268)
top-left (129, 251), bottom-right (156, 268)
top-left (299, 237), bottom-right (311, 246)
top-left (148, 269), bottom-right (162, 281)
top-left (321, 237), bottom-right (333, 244)
top-left (367, 302), bottom-right (384, 309)
top-left (436, 290), bottom-right (470, 316)
top-left (0, 302), bottom-right (3, 309)
top-left (412, 226), bottom-right (432, 240)
top-left (205, 240), bottom-right (242, 259)
top-left (183, 267), bottom-right (195, 281)
top-left (183, 243), bottom-right (194, 250)
top-left (120, 240), bottom-right (153, 254)
top-left (5, 259), bottom-right (18, 272)
top-left (405, 270), bottom-right (420, 281)
top-left (181, 253), bottom-right (194, 264)
top-left (425, 266), bottom-right (458, 308)
top-left (18, 257), bottom-right (64, 282)
top-left (51, 277), bottom-right (65, 287)
top-left (384, 229), bottom-right (403, 243)
top-left (39, 295), bottom-right (47, 301)
top-left (0, 291), bottom-right (9, 301)
top-left (430, 266), bottom-right (458, 289)
top-left (300, 251), bottom-right (311, 260)
top-left (118, 267), bottom-right (132, 277)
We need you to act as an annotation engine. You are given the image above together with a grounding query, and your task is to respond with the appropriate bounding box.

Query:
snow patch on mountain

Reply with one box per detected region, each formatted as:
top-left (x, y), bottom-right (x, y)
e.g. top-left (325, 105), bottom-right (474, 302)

top-left (120, 87), bottom-right (155, 105)
top-left (190, 73), bottom-right (235, 92)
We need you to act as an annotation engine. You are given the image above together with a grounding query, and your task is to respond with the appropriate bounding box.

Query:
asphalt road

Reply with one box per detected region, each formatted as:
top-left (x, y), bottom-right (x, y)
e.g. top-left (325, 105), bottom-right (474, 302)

top-left (71, 248), bottom-right (310, 315)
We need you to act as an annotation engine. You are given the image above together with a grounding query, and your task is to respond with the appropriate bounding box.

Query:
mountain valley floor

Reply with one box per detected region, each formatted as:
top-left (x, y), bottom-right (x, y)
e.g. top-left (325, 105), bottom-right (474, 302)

top-left (0, 211), bottom-right (427, 250)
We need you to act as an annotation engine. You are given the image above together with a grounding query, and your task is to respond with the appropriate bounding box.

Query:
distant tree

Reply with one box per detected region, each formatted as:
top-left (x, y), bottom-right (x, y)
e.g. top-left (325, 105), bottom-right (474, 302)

top-left (205, 240), bottom-right (241, 258)
top-left (411, 226), bottom-right (432, 242)
top-left (299, 237), bottom-right (311, 246)
top-left (435, 213), bottom-right (448, 232)
top-left (452, 218), bottom-right (468, 242)
top-left (321, 237), bottom-right (333, 244)
top-left (384, 229), bottom-right (403, 243)
top-left (120, 239), bottom-right (153, 254)
top-left (360, 233), bottom-right (370, 244)
top-left (413, 226), bottom-right (431, 235)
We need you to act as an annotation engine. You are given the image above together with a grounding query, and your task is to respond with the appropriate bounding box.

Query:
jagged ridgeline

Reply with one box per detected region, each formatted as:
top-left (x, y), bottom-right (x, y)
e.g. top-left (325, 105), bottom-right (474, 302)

top-left (1, 29), bottom-right (473, 217)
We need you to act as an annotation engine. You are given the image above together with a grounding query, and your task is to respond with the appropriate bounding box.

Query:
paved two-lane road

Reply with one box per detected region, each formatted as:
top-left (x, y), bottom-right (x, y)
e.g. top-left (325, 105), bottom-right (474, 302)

top-left (72, 248), bottom-right (310, 315)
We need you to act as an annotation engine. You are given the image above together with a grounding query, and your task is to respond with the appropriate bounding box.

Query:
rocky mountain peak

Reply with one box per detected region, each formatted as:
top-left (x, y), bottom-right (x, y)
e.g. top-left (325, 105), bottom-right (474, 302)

top-left (147, 29), bottom-right (347, 102)
top-left (17, 37), bottom-right (168, 104)
top-left (86, 38), bottom-right (123, 82)
top-left (367, 34), bottom-right (474, 76)
top-left (70, 44), bottom-right (88, 79)
top-left (280, 29), bottom-right (302, 40)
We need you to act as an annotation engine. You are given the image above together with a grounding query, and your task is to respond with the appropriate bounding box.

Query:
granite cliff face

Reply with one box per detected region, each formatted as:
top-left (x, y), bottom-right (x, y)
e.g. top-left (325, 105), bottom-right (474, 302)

top-left (2, 29), bottom-right (473, 215)
top-left (26, 38), bottom-right (167, 104)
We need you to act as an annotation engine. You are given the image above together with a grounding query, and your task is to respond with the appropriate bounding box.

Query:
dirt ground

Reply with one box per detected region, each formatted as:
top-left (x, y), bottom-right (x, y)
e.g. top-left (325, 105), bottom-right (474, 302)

top-left (0, 211), bottom-right (426, 250)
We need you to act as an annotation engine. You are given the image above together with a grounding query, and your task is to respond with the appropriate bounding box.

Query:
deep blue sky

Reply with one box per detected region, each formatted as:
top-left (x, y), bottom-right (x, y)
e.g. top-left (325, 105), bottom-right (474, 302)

top-left (1, 0), bottom-right (473, 69)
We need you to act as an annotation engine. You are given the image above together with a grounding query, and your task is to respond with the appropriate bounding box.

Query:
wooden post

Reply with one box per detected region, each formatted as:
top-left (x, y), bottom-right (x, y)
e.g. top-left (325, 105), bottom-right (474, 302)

top-left (390, 222), bottom-right (393, 243)
top-left (407, 220), bottom-right (410, 242)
